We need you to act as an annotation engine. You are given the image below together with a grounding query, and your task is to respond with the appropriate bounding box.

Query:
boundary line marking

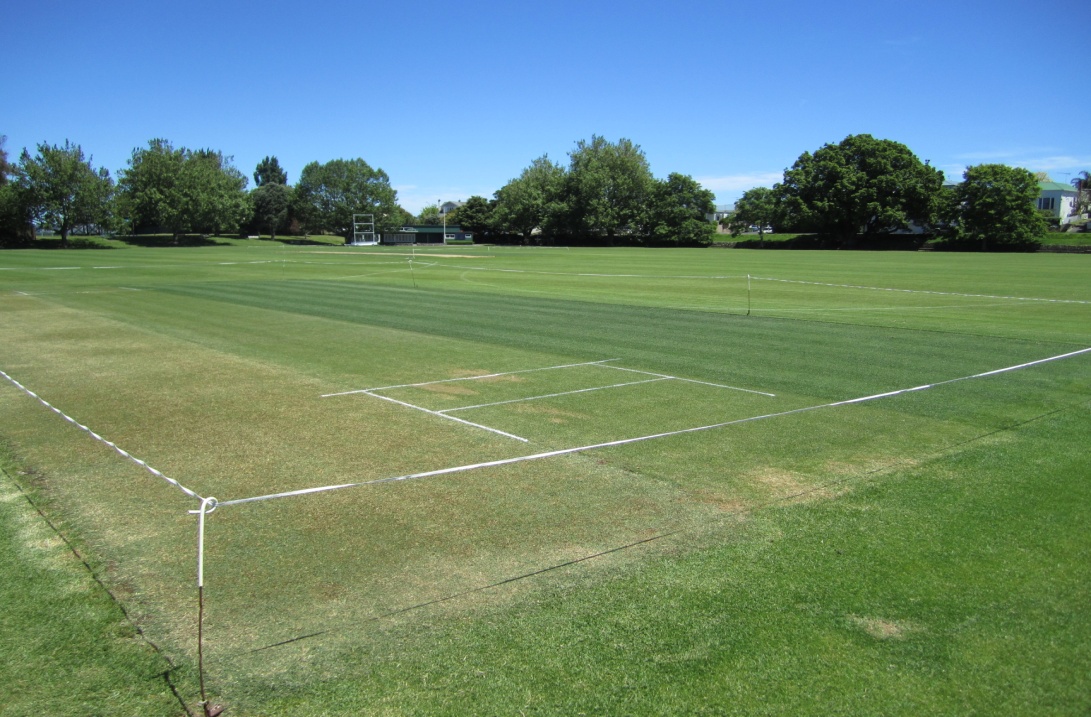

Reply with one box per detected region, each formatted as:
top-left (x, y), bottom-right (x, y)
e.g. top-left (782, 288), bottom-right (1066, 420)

top-left (0, 369), bottom-right (205, 502)
top-left (217, 346), bottom-right (1091, 507)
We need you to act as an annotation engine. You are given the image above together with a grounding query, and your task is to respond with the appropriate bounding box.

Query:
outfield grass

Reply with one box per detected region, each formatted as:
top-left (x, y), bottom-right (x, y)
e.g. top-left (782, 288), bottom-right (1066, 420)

top-left (0, 243), bottom-right (1088, 714)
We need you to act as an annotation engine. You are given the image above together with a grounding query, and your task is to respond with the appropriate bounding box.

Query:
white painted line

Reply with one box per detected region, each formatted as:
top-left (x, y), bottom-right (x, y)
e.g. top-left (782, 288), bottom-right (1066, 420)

top-left (218, 346), bottom-right (1091, 508)
top-left (363, 391), bottom-right (529, 442)
top-left (597, 364), bottom-right (776, 397)
top-left (441, 377), bottom-right (671, 413)
top-left (0, 369), bottom-right (205, 503)
top-left (322, 359), bottom-right (621, 396)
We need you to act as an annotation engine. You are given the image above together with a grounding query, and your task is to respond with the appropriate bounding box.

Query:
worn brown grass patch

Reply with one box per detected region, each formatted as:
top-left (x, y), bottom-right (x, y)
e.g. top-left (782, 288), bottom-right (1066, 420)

top-left (420, 383), bottom-right (478, 396)
top-left (848, 615), bottom-right (912, 640)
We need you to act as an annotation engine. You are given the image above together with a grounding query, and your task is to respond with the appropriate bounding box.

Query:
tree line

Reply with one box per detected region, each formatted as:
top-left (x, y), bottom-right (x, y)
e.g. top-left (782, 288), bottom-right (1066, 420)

top-left (0, 134), bottom-right (716, 247)
top-left (1, 131), bottom-right (1083, 249)
top-left (727, 134), bottom-right (1073, 250)
top-left (0, 136), bottom-right (408, 246)
top-left (447, 135), bottom-right (715, 246)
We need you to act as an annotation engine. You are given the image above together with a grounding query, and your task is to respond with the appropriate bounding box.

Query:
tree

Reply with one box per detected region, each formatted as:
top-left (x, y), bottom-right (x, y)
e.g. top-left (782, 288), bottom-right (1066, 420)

top-left (17, 140), bottom-right (114, 246)
top-left (777, 134), bottom-right (944, 240)
top-left (417, 204), bottom-right (442, 225)
top-left (0, 136), bottom-right (33, 245)
top-left (250, 182), bottom-right (293, 239)
top-left (0, 135), bottom-right (10, 186)
top-left (446, 195), bottom-right (494, 239)
top-left (118, 140), bottom-right (250, 238)
top-left (174, 149), bottom-right (250, 235)
top-left (942, 164), bottom-right (1046, 250)
top-left (1072, 171), bottom-right (1091, 216)
top-left (117, 138), bottom-right (186, 234)
top-left (492, 155), bottom-right (566, 239)
top-left (292, 158), bottom-right (400, 238)
top-left (727, 186), bottom-right (780, 241)
top-left (640, 173), bottom-right (716, 245)
top-left (254, 156), bottom-right (288, 186)
top-left (562, 136), bottom-right (654, 239)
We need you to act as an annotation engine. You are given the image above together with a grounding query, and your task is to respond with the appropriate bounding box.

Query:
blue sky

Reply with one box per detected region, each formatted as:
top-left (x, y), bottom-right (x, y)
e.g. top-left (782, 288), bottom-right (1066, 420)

top-left (5, 0), bottom-right (1089, 214)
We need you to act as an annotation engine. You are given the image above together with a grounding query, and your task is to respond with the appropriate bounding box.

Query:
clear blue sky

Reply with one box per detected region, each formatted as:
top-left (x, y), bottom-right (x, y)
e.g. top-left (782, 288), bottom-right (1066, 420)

top-left (5, 0), bottom-right (1089, 214)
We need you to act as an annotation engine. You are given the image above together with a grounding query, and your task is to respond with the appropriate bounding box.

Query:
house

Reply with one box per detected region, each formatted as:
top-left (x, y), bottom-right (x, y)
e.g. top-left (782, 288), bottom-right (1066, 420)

top-left (706, 204), bottom-right (733, 223)
top-left (1037, 181), bottom-right (1079, 222)
top-left (440, 200), bottom-right (464, 216)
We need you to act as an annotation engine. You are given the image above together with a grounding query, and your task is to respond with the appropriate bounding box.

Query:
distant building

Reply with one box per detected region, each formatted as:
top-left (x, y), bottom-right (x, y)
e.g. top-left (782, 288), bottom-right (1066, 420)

top-left (440, 201), bottom-right (464, 216)
top-left (706, 204), bottom-right (733, 223)
top-left (381, 225), bottom-right (473, 245)
top-left (1036, 181), bottom-right (1079, 222)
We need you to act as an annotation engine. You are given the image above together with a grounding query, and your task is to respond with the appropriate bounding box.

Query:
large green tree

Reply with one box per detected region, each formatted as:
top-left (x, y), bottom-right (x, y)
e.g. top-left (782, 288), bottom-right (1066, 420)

top-left (117, 138), bottom-right (185, 234)
top-left (0, 135), bottom-right (10, 185)
top-left (446, 195), bottom-right (494, 239)
top-left (250, 182), bottom-right (293, 239)
top-left (943, 164), bottom-right (1046, 250)
top-left (118, 139), bottom-right (250, 237)
top-left (777, 134), bottom-right (944, 240)
top-left (417, 204), bottom-right (442, 225)
top-left (727, 186), bottom-right (780, 240)
top-left (0, 136), bottom-right (34, 245)
top-left (640, 173), bottom-right (716, 245)
top-left (292, 158), bottom-right (399, 237)
top-left (492, 155), bottom-right (566, 239)
top-left (16, 140), bottom-right (114, 246)
top-left (174, 149), bottom-right (250, 235)
top-left (254, 155), bottom-right (288, 186)
top-left (562, 136), bottom-right (653, 238)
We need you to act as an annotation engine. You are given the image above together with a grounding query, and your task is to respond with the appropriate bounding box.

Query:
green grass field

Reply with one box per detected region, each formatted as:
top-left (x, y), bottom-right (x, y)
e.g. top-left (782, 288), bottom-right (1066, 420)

top-left (1, 243), bottom-right (1089, 715)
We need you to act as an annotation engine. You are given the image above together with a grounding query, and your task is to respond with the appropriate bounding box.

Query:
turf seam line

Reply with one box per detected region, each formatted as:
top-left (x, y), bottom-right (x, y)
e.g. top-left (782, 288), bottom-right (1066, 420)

top-left (0, 464), bottom-right (196, 717)
top-left (216, 346), bottom-right (1091, 508)
top-left (238, 404), bottom-right (1086, 655)
top-left (751, 275), bottom-right (1091, 305)
top-left (245, 530), bottom-right (682, 654)
top-left (0, 369), bottom-right (206, 503)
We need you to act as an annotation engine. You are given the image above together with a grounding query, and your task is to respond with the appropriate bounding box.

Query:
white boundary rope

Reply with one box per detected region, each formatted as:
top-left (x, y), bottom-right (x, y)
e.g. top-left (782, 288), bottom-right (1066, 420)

top-left (215, 346), bottom-right (1091, 508)
top-left (0, 369), bottom-right (205, 503)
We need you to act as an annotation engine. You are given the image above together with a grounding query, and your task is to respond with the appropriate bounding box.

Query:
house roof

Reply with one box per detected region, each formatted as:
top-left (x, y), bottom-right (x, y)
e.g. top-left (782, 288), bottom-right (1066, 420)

top-left (1039, 181), bottom-right (1076, 193)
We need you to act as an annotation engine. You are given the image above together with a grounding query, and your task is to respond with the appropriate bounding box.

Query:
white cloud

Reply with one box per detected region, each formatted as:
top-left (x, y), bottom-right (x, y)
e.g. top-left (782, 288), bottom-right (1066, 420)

top-left (945, 152), bottom-right (1091, 179)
